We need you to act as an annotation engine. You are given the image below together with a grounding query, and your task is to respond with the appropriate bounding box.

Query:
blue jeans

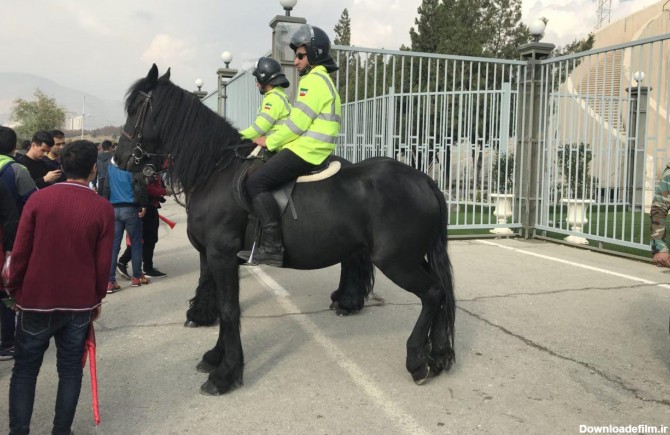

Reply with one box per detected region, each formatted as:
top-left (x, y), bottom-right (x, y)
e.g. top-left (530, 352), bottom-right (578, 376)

top-left (109, 206), bottom-right (143, 281)
top-left (9, 310), bottom-right (91, 435)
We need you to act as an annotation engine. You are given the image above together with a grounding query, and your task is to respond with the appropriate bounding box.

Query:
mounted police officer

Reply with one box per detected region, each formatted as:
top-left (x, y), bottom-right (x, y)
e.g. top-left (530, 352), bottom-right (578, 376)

top-left (238, 24), bottom-right (342, 267)
top-left (240, 57), bottom-right (291, 141)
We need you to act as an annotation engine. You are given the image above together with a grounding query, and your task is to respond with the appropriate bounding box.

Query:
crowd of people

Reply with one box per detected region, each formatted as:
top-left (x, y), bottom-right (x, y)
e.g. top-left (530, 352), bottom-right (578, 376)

top-left (0, 127), bottom-right (172, 433)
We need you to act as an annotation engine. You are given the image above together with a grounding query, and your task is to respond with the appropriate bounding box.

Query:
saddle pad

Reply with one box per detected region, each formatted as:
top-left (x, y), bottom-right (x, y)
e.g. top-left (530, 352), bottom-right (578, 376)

top-left (297, 160), bottom-right (341, 183)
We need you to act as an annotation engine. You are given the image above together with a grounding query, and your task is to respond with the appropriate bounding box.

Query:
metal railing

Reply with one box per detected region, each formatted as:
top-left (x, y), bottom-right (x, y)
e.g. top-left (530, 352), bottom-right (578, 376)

top-left (216, 33), bottom-right (670, 253)
top-left (534, 34), bottom-right (670, 250)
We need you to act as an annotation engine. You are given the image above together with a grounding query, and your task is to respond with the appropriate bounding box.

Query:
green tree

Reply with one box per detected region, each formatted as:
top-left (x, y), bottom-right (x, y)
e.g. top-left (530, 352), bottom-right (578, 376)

top-left (333, 8), bottom-right (351, 46)
top-left (554, 33), bottom-right (595, 57)
top-left (409, 0), bottom-right (445, 54)
top-left (10, 89), bottom-right (66, 137)
top-left (481, 0), bottom-right (530, 59)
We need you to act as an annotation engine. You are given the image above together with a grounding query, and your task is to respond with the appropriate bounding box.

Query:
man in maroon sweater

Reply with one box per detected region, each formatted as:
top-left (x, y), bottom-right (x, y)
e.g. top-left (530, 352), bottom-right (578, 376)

top-left (6, 140), bottom-right (114, 435)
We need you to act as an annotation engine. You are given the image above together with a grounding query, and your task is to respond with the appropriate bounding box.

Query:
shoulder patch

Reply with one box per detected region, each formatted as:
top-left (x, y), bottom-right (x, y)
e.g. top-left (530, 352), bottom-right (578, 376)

top-left (299, 88), bottom-right (308, 97)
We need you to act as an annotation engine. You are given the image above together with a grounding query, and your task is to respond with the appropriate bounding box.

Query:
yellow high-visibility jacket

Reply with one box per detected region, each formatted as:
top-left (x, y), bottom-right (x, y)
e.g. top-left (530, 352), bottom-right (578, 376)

top-left (240, 88), bottom-right (291, 140)
top-left (266, 65), bottom-right (341, 165)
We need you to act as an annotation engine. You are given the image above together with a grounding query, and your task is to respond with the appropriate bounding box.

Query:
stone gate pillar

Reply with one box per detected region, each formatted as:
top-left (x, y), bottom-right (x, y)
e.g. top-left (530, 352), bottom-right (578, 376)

top-left (516, 40), bottom-right (554, 238)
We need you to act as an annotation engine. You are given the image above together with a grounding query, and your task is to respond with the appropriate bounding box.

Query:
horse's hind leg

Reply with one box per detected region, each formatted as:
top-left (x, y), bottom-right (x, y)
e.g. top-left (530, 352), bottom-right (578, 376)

top-left (428, 292), bottom-right (455, 374)
top-left (330, 250), bottom-right (375, 316)
top-left (376, 260), bottom-right (443, 384)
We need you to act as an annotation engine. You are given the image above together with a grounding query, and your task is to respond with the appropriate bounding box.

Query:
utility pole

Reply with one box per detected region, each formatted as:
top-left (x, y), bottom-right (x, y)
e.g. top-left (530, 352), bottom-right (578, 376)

top-left (595, 0), bottom-right (612, 29)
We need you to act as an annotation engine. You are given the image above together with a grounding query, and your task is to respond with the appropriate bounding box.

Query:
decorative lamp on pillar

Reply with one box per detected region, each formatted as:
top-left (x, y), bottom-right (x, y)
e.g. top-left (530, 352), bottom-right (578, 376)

top-left (279, 0), bottom-right (297, 16)
top-left (193, 78), bottom-right (207, 100)
top-left (217, 51), bottom-right (238, 117)
top-left (528, 19), bottom-right (546, 43)
top-left (518, 18), bottom-right (554, 61)
top-left (221, 51), bottom-right (233, 68)
top-left (633, 70), bottom-right (646, 87)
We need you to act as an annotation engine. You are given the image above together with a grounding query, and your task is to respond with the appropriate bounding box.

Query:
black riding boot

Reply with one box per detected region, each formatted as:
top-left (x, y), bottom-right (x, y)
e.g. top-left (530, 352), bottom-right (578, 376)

top-left (237, 192), bottom-right (284, 267)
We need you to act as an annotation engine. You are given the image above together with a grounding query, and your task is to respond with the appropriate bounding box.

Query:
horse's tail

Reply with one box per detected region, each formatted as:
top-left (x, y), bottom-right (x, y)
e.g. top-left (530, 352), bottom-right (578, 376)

top-left (427, 179), bottom-right (456, 360)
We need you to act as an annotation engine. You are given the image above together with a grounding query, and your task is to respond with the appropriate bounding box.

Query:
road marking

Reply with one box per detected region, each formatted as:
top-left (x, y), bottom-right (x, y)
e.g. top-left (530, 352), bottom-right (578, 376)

top-left (247, 267), bottom-right (431, 435)
top-left (474, 240), bottom-right (669, 290)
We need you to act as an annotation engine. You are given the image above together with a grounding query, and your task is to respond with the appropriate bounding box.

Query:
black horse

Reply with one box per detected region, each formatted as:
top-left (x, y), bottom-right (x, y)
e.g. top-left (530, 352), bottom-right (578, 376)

top-left (115, 65), bottom-right (456, 395)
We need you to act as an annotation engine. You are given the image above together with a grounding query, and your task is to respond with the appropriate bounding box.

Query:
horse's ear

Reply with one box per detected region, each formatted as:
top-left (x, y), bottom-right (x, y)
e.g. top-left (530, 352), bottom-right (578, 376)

top-left (147, 64), bottom-right (159, 86)
top-left (158, 68), bottom-right (171, 82)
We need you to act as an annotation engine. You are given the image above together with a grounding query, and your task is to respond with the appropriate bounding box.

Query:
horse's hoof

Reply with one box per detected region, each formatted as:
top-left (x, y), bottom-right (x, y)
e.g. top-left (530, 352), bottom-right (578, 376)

top-left (184, 320), bottom-right (200, 328)
top-left (412, 364), bottom-right (432, 385)
top-left (330, 300), bottom-right (360, 316)
top-left (200, 380), bottom-right (224, 396)
top-left (196, 359), bottom-right (217, 374)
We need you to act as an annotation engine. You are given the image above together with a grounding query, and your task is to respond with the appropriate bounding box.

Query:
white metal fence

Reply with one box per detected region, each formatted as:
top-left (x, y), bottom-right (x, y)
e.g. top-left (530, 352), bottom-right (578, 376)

top-left (211, 34), bottom-right (670, 253)
top-left (535, 34), bottom-right (670, 250)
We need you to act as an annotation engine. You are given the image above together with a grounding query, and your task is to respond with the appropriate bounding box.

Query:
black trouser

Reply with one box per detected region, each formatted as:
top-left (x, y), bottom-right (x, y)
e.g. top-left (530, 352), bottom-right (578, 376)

top-left (247, 149), bottom-right (317, 222)
top-left (247, 149), bottom-right (318, 198)
top-left (119, 205), bottom-right (160, 270)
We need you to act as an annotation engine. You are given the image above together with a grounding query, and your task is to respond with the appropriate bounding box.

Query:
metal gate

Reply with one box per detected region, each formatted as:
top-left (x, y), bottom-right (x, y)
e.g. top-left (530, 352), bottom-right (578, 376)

top-left (533, 34), bottom-right (670, 251)
top-left (332, 46), bottom-right (527, 232)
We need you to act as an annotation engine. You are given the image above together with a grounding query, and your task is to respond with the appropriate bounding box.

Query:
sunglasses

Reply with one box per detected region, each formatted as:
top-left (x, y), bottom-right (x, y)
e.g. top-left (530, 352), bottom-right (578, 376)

top-left (295, 52), bottom-right (307, 60)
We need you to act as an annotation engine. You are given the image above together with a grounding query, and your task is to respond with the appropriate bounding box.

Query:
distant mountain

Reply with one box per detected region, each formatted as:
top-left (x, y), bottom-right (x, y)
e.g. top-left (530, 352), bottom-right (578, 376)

top-left (0, 72), bottom-right (125, 129)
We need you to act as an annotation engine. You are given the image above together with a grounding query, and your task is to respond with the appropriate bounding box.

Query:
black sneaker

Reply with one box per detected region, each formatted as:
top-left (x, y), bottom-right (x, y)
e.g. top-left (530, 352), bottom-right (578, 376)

top-left (0, 346), bottom-right (15, 361)
top-left (144, 268), bottom-right (167, 278)
top-left (117, 263), bottom-right (131, 280)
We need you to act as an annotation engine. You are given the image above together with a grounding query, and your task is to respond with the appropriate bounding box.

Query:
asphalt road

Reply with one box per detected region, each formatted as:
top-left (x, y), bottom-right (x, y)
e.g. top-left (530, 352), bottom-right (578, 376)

top-left (1, 198), bottom-right (669, 434)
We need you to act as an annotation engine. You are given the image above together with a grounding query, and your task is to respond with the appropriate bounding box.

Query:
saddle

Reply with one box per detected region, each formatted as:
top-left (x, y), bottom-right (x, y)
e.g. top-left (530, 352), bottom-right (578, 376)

top-left (232, 146), bottom-right (341, 220)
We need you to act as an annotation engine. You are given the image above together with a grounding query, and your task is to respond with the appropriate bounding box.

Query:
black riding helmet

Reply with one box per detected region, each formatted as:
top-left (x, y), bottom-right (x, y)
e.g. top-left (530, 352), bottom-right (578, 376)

top-left (252, 57), bottom-right (290, 93)
top-left (289, 24), bottom-right (339, 74)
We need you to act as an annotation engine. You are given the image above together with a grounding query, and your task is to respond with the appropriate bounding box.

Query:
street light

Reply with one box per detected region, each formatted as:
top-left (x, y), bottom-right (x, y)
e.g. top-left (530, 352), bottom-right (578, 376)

top-left (529, 19), bottom-right (546, 43)
top-left (279, 0), bottom-right (297, 16)
top-left (633, 70), bottom-right (646, 86)
top-left (217, 51), bottom-right (237, 117)
top-left (221, 51), bottom-right (233, 68)
top-left (193, 78), bottom-right (207, 100)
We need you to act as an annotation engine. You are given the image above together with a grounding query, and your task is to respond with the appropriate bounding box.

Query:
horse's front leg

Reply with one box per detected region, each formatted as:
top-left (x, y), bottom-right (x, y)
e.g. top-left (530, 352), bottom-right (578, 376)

top-left (186, 252), bottom-right (219, 328)
top-left (200, 254), bottom-right (243, 395)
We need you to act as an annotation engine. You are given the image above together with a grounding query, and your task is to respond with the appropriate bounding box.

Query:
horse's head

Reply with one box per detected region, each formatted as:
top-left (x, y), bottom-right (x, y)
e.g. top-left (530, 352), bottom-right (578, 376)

top-left (115, 64), bottom-right (172, 175)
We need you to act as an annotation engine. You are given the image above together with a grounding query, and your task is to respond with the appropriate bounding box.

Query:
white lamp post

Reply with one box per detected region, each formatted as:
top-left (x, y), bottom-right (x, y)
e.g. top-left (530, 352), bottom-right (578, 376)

top-left (221, 51), bottom-right (233, 68)
top-left (217, 51), bottom-right (237, 117)
top-left (529, 19), bottom-right (546, 43)
top-left (279, 0), bottom-right (297, 16)
top-left (633, 70), bottom-right (646, 86)
top-left (193, 78), bottom-right (207, 100)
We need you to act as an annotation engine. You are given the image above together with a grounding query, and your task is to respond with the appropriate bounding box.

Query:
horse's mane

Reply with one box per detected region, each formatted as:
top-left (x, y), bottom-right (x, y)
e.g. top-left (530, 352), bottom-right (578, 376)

top-left (125, 76), bottom-right (244, 192)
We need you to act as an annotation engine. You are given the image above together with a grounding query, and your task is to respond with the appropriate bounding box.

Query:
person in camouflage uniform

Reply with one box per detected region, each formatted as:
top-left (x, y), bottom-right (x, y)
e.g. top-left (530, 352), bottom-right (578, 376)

top-left (650, 163), bottom-right (670, 266)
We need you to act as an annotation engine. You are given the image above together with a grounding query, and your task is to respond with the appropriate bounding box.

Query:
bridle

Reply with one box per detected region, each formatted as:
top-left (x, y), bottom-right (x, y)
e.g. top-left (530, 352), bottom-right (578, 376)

top-left (121, 90), bottom-right (171, 176)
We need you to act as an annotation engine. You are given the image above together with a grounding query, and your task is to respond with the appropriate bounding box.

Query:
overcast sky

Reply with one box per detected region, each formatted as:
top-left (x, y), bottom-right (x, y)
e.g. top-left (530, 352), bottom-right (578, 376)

top-left (0, 0), bottom-right (652, 102)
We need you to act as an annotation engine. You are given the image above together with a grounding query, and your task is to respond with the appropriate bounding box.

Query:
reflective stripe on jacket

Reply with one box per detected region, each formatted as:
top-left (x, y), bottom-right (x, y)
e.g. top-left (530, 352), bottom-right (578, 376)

top-left (240, 88), bottom-right (291, 140)
top-left (266, 65), bottom-right (341, 165)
